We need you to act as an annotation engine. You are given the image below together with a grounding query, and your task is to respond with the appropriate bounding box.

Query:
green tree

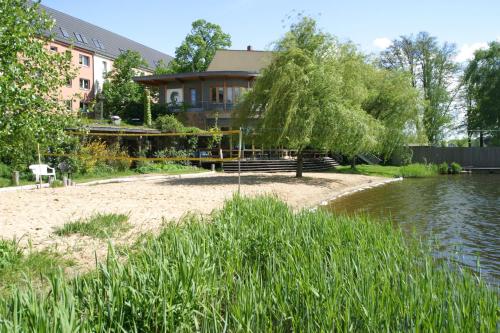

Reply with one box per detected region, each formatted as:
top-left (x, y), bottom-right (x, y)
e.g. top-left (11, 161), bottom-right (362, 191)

top-left (362, 67), bottom-right (420, 161)
top-left (168, 19), bottom-right (231, 73)
top-left (154, 59), bottom-right (171, 75)
top-left (0, 0), bottom-right (77, 169)
top-left (463, 41), bottom-right (500, 145)
top-left (380, 32), bottom-right (459, 144)
top-left (237, 17), bottom-right (382, 177)
top-left (102, 50), bottom-right (147, 118)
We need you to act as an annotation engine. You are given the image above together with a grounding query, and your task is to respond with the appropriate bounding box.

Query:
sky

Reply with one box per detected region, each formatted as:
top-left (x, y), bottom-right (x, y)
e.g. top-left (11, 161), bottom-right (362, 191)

top-left (41, 0), bottom-right (500, 62)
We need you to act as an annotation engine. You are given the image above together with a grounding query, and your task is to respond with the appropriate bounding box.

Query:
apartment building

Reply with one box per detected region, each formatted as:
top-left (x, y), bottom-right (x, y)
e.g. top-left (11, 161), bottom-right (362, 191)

top-left (40, 4), bottom-right (172, 113)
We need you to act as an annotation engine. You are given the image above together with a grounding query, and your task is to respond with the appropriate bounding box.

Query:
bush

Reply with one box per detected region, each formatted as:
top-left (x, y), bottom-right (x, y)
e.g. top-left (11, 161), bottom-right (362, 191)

top-left (450, 162), bottom-right (462, 174)
top-left (76, 140), bottom-right (131, 174)
top-left (400, 163), bottom-right (438, 178)
top-left (438, 162), bottom-right (449, 174)
top-left (135, 162), bottom-right (196, 174)
top-left (0, 163), bottom-right (11, 178)
top-left (155, 115), bottom-right (185, 132)
top-left (0, 196), bottom-right (497, 331)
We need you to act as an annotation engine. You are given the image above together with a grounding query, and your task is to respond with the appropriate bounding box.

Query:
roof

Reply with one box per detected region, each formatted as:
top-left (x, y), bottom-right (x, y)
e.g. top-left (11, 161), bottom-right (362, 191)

top-left (134, 71), bottom-right (259, 86)
top-left (207, 50), bottom-right (274, 72)
top-left (39, 4), bottom-right (173, 70)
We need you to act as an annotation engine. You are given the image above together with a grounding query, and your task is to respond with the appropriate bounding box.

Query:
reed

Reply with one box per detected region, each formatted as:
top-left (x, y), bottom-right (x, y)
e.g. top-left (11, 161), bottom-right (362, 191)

top-left (0, 196), bottom-right (497, 332)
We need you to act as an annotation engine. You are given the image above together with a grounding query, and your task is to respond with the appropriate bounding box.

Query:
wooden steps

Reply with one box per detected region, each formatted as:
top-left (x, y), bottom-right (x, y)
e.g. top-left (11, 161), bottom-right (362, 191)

top-left (223, 157), bottom-right (339, 173)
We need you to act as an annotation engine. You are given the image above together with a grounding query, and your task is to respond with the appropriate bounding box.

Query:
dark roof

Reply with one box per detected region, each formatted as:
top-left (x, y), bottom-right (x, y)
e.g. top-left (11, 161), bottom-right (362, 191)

top-left (134, 71), bottom-right (259, 85)
top-left (207, 50), bottom-right (273, 72)
top-left (39, 4), bottom-right (173, 70)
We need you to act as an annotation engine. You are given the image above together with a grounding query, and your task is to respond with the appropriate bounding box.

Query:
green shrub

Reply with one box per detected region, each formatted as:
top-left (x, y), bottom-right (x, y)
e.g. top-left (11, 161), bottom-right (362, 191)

top-left (0, 163), bottom-right (11, 178)
top-left (135, 162), bottom-right (196, 174)
top-left (438, 162), bottom-right (449, 174)
top-left (400, 163), bottom-right (438, 178)
top-left (450, 162), bottom-right (462, 174)
top-left (155, 115), bottom-right (185, 132)
top-left (0, 196), bottom-right (497, 331)
top-left (49, 179), bottom-right (64, 188)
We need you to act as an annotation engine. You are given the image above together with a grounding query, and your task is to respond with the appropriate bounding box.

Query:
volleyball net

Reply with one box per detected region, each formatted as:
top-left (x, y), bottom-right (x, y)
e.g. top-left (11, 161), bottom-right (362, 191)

top-left (42, 129), bottom-right (243, 164)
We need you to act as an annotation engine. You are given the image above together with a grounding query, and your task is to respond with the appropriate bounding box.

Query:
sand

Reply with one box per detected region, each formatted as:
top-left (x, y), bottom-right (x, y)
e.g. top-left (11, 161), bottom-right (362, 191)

top-left (0, 172), bottom-right (388, 269)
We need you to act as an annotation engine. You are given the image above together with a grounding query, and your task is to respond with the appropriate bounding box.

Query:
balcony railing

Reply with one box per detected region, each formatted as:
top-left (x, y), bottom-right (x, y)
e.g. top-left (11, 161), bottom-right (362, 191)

top-left (166, 101), bottom-right (237, 113)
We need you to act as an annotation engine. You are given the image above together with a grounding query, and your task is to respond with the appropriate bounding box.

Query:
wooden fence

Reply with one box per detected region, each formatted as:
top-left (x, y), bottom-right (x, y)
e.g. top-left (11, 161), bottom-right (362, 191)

top-left (410, 146), bottom-right (500, 168)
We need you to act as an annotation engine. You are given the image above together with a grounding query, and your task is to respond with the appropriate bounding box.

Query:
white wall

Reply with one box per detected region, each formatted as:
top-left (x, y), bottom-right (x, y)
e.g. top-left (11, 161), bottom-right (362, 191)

top-left (93, 54), bottom-right (113, 93)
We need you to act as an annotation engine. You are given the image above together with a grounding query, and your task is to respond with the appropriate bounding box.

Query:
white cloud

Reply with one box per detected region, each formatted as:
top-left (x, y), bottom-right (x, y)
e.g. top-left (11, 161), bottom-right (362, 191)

top-left (455, 42), bottom-right (488, 63)
top-left (373, 37), bottom-right (392, 50)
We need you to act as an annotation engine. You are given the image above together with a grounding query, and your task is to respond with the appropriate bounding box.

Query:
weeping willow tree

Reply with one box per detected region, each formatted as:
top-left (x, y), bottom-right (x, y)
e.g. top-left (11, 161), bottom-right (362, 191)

top-left (237, 17), bottom-right (383, 177)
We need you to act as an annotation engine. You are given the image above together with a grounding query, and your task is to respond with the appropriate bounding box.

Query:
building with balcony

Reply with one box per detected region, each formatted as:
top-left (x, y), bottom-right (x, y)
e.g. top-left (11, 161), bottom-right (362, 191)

top-left (134, 48), bottom-right (273, 129)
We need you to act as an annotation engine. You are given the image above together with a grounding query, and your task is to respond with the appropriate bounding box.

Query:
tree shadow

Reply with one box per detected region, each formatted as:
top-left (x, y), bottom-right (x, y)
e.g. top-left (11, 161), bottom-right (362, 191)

top-left (158, 173), bottom-right (345, 187)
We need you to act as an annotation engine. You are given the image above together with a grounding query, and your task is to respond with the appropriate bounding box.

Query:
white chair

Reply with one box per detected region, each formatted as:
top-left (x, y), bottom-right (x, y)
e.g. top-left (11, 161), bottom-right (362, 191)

top-left (29, 164), bottom-right (56, 182)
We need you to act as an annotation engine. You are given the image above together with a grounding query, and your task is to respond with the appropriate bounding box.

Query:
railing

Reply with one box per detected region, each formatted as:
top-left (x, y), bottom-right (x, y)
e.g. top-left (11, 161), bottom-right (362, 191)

top-left (166, 101), bottom-right (237, 113)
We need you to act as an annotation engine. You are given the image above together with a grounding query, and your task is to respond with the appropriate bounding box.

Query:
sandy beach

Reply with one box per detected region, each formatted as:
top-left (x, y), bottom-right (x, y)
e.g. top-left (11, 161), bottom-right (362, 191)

top-left (0, 171), bottom-right (389, 269)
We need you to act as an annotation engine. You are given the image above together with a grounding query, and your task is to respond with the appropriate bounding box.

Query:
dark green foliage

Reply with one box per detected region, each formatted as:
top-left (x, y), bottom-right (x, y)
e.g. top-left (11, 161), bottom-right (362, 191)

top-left (438, 162), bottom-right (449, 174)
top-left (0, 163), bottom-right (11, 178)
top-left (0, 196), bottom-right (497, 331)
top-left (168, 19), bottom-right (231, 73)
top-left (55, 213), bottom-right (130, 239)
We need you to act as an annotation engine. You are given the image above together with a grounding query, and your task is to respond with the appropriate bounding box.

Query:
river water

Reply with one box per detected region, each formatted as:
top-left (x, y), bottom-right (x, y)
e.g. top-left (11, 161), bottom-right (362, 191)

top-left (326, 174), bottom-right (500, 285)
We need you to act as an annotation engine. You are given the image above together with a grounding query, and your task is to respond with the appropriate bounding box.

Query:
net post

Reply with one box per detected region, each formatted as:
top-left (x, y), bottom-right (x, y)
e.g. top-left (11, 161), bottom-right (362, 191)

top-left (238, 128), bottom-right (242, 194)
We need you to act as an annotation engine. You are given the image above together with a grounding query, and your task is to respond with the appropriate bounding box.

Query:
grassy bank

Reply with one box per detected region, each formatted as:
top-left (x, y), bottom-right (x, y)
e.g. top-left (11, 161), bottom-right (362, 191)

top-left (0, 164), bottom-right (206, 188)
top-left (0, 196), bottom-right (497, 332)
top-left (334, 163), bottom-right (440, 178)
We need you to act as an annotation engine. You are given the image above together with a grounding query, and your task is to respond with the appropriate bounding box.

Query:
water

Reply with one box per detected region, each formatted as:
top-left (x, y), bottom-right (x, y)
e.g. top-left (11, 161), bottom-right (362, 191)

top-left (326, 174), bottom-right (500, 285)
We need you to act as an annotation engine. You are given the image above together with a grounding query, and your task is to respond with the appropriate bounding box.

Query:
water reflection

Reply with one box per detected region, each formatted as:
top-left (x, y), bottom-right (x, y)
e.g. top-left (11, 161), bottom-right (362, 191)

top-left (326, 175), bottom-right (500, 285)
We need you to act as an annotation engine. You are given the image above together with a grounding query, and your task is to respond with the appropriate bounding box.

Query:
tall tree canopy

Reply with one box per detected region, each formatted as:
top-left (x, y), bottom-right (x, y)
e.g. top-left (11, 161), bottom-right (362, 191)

top-left (380, 32), bottom-right (459, 145)
top-left (463, 41), bottom-right (500, 144)
top-left (102, 50), bottom-right (147, 118)
top-left (0, 0), bottom-right (76, 168)
top-left (237, 18), bottom-right (384, 177)
top-left (168, 19), bottom-right (231, 73)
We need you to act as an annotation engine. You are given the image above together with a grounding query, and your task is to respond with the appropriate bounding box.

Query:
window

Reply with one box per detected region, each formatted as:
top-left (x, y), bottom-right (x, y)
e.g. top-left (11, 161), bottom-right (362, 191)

top-left (79, 101), bottom-right (88, 112)
top-left (50, 46), bottom-right (58, 52)
top-left (79, 78), bottom-right (90, 90)
top-left (60, 27), bottom-right (70, 38)
top-left (102, 61), bottom-right (108, 75)
top-left (74, 32), bottom-right (88, 44)
top-left (65, 100), bottom-right (73, 111)
top-left (210, 87), bottom-right (226, 103)
top-left (227, 87), bottom-right (233, 104)
top-left (79, 54), bottom-right (90, 67)
top-left (190, 88), bottom-right (197, 105)
top-left (92, 39), bottom-right (105, 50)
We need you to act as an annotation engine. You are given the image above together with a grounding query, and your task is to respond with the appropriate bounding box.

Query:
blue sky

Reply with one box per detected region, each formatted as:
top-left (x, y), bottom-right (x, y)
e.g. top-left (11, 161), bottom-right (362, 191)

top-left (41, 0), bottom-right (500, 62)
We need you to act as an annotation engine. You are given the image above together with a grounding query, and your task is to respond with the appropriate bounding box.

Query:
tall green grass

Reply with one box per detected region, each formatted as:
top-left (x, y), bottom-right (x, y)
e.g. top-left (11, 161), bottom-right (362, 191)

top-left (0, 196), bottom-right (497, 332)
top-left (0, 240), bottom-right (72, 295)
top-left (400, 163), bottom-right (438, 178)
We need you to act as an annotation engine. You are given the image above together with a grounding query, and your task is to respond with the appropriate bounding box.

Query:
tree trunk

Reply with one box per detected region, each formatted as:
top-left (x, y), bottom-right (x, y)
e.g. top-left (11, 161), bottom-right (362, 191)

top-left (480, 131), bottom-right (484, 147)
top-left (296, 151), bottom-right (303, 178)
top-left (351, 156), bottom-right (356, 169)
